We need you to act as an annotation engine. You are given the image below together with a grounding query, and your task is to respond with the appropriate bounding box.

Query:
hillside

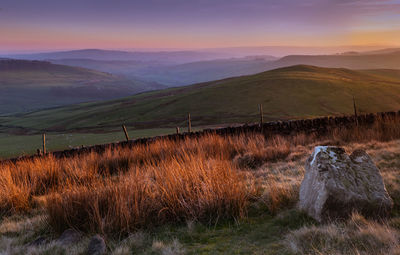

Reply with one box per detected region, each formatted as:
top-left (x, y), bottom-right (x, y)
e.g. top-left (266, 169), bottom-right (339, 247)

top-left (44, 49), bottom-right (400, 86)
top-left (4, 65), bottom-right (400, 132)
top-left (273, 50), bottom-right (400, 70)
top-left (0, 59), bottom-right (165, 114)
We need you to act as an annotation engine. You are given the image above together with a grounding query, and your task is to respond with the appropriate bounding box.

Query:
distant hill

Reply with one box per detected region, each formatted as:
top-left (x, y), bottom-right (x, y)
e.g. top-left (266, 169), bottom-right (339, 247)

top-left (272, 49), bottom-right (400, 70)
top-left (14, 48), bottom-right (400, 87)
top-left (47, 58), bottom-right (149, 74)
top-left (7, 49), bottom-right (231, 64)
top-left (48, 56), bottom-right (277, 86)
top-left (353, 48), bottom-right (400, 55)
top-left (0, 59), bottom-right (165, 114)
top-left (5, 65), bottom-right (400, 132)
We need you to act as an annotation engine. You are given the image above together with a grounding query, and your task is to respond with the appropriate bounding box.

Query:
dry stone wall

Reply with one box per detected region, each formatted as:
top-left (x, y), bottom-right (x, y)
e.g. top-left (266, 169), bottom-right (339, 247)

top-left (2, 111), bottom-right (399, 164)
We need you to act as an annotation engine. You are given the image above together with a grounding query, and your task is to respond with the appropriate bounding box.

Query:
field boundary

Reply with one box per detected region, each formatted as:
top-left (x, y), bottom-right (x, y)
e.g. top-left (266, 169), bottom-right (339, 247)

top-left (2, 110), bottom-right (399, 164)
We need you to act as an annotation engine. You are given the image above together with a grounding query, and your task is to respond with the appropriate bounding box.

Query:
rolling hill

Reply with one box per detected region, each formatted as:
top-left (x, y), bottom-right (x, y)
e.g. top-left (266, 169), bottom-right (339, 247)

top-left (0, 59), bottom-right (165, 114)
top-left (4, 65), bottom-right (400, 132)
top-left (8, 48), bottom-right (400, 88)
top-left (271, 49), bottom-right (400, 70)
top-left (7, 49), bottom-right (231, 64)
top-left (33, 49), bottom-right (400, 87)
top-left (46, 56), bottom-right (277, 86)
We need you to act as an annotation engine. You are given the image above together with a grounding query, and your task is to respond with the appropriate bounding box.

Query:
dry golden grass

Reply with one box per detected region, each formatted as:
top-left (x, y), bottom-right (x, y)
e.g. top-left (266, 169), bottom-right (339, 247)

top-left (285, 213), bottom-right (400, 255)
top-left (46, 153), bottom-right (256, 235)
top-left (1, 116), bottom-right (400, 239)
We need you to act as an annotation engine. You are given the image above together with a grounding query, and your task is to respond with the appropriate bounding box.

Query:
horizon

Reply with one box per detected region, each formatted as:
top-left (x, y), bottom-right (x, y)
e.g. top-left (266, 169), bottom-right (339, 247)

top-left (1, 0), bottom-right (400, 54)
top-left (1, 44), bottom-right (399, 57)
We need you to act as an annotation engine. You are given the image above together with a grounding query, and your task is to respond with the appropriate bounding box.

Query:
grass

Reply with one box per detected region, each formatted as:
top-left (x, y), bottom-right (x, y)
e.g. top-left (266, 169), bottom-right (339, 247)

top-left (0, 116), bottom-right (400, 254)
top-left (46, 153), bottom-right (255, 235)
top-left (285, 213), bottom-right (400, 255)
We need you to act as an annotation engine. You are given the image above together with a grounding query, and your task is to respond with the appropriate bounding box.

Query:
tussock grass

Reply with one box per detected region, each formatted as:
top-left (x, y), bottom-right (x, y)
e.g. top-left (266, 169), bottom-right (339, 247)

top-left (46, 154), bottom-right (256, 235)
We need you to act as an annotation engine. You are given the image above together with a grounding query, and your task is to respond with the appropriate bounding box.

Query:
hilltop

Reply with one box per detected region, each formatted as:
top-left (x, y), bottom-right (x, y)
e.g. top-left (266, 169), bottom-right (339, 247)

top-left (0, 59), bottom-right (165, 114)
top-left (4, 65), bottom-right (400, 132)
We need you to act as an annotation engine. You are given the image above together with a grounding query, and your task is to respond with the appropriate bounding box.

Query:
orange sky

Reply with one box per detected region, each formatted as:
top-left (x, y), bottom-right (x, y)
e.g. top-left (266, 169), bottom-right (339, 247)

top-left (1, 0), bottom-right (400, 52)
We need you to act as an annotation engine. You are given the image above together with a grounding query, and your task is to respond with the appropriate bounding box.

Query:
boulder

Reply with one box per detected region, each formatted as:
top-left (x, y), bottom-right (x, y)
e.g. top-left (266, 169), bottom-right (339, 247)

top-left (299, 146), bottom-right (393, 222)
top-left (87, 235), bottom-right (106, 255)
top-left (28, 236), bottom-right (47, 246)
top-left (57, 228), bottom-right (82, 246)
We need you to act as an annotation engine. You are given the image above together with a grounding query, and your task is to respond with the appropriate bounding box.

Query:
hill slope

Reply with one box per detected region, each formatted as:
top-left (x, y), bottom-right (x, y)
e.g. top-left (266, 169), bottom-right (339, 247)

top-left (4, 65), bottom-right (400, 132)
top-left (0, 59), bottom-right (165, 114)
top-left (273, 50), bottom-right (400, 70)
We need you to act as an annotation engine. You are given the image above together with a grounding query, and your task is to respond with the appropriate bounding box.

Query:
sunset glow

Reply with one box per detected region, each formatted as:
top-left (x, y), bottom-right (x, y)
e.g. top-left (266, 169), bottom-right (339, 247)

top-left (1, 0), bottom-right (400, 53)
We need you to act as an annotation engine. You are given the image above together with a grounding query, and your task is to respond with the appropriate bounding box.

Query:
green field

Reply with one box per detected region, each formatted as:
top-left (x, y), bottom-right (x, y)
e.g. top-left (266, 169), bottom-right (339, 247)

top-left (3, 65), bottom-right (400, 158)
top-left (0, 127), bottom-right (188, 159)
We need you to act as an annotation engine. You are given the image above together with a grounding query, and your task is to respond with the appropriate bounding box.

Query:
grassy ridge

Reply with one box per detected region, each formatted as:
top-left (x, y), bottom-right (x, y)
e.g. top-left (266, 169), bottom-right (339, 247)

top-left (274, 50), bottom-right (400, 70)
top-left (5, 65), bottom-right (400, 132)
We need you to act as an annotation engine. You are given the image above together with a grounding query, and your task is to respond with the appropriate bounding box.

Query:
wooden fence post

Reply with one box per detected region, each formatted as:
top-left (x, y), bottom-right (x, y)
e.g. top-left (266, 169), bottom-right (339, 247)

top-left (42, 133), bottom-right (46, 154)
top-left (353, 96), bottom-right (358, 126)
top-left (188, 113), bottom-right (192, 133)
top-left (259, 104), bottom-right (264, 131)
top-left (122, 125), bottom-right (129, 141)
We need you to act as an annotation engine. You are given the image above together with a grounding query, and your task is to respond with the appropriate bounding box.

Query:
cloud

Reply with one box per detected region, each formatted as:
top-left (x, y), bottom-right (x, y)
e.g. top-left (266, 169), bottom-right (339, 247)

top-left (335, 0), bottom-right (400, 11)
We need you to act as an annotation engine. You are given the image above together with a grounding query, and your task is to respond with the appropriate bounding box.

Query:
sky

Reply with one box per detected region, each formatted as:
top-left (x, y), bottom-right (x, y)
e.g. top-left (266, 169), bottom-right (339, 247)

top-left (1, 0), bottom-right (400, 53)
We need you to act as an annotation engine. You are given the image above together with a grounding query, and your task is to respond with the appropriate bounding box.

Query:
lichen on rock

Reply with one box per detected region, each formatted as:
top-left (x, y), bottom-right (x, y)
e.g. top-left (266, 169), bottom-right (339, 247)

top-left (299, 146), bottom-right (393, 222)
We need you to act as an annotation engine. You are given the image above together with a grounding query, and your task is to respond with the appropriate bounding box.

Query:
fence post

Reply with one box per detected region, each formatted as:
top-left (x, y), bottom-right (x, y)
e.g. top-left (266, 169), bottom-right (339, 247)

top-left (353, 96), bottom-right (358, 126)
top-left (176, 127), bottom-right (180, 134)
top-left (188, 113), bottom-right (192, 133)
top-left (122, 125), bottom-right (129, 141)
top-left (42, 133), bottom-right (46, 154)
top-left (259, 104), bottom-right (264, 132)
